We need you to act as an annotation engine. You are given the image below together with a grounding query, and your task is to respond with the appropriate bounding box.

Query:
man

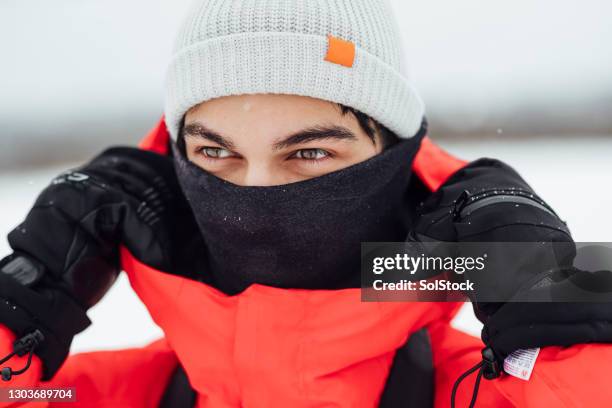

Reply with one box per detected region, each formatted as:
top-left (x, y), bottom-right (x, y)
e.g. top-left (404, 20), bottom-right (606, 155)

top-left (1, 0), bottom-right (612, 407)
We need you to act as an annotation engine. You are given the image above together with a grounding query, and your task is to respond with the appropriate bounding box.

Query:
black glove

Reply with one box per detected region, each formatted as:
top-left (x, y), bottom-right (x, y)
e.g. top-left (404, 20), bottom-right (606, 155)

top-left (0, 147), bottom-right (194, 379)
top-left (419, 159), bottom-right (612, 408)
top-left (415, 158), bottom-right (612, 374)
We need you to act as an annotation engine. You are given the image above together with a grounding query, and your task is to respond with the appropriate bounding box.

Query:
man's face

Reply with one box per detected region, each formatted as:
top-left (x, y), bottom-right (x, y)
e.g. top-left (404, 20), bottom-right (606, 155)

top-left (182, 94), bottom-right (383, 186)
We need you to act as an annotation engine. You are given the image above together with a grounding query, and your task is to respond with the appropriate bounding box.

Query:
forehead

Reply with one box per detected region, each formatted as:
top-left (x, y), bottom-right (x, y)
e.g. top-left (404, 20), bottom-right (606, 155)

top-left (187, 94), bottom-right (341, 118)
top-left (184, 94), bottom-right (360, 145)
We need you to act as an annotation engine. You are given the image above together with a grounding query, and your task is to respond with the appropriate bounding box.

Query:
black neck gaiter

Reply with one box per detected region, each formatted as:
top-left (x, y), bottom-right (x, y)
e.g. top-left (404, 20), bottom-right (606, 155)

top-left (172, 138), bottom-right (422, 295)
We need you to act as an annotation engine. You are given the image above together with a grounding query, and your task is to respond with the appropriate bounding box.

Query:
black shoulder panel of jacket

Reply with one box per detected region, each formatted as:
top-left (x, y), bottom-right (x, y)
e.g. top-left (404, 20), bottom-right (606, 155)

top-left (156, 327), bottom-right (436, 408)
top-left (159, 363), bottom-right (196, 408)
top-left (378, 328), bottom-right (434, 408)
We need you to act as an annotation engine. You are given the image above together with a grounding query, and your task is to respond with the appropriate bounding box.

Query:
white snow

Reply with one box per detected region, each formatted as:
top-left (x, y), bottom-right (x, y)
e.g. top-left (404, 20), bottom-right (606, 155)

top-left (0, 0), bottom-right (610, 142)
top-left (1, 137), bottom-right (610, 348)
top-left (0, 0), bottom-right (610, 349)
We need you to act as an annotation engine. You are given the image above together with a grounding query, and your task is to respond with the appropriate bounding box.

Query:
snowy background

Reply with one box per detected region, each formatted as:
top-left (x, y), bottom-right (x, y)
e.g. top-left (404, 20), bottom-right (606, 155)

top-left (0, 0), bottom-right (611, 351)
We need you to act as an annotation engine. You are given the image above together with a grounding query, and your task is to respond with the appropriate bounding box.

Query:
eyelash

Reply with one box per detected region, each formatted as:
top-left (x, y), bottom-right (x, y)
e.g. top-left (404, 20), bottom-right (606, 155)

top-left (195, 147), bottom-right (333, 163)
top-left (289, 148), bottom-right (332, 162)
top-left (195, 147), bottom-right (235, 160)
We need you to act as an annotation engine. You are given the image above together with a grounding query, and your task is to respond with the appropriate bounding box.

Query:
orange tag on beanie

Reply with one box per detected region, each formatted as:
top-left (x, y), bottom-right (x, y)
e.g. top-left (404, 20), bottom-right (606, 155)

top-left (325, 35), bottom-right (355, 68)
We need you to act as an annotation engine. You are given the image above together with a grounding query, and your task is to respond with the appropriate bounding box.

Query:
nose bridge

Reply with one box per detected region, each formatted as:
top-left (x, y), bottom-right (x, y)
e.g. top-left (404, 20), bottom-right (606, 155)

top-left (242, 161), bottom-right (278, 187)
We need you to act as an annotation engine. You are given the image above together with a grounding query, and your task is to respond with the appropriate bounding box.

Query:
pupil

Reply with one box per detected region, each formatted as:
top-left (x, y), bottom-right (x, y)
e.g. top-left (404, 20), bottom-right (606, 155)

top-left (305, 149), bottom-right (318, 159)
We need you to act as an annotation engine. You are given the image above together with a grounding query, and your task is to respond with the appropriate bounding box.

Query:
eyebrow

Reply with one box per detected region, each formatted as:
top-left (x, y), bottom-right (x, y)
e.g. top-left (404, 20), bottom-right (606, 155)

top-left (182, 122), bottom-right (357, 151)
top-left (182, 123), bottom-right (235, 150)
top-left (272, 125), bottom-right (357, 150)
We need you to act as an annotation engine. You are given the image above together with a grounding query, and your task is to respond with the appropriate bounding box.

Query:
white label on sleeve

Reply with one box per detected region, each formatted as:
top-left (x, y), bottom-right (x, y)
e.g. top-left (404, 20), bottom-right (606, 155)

top-left (503, 348), bottom-right (540, 381)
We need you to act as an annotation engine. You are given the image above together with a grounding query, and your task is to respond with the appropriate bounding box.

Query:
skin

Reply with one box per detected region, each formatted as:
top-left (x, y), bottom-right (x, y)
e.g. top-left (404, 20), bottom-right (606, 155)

top-left (182, 94), bottom-right (383, 186)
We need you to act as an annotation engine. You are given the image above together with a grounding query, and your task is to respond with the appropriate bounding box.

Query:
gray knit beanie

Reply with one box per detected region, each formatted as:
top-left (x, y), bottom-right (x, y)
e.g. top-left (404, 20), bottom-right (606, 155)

top-left (164, 0), bottom-right (425, 140)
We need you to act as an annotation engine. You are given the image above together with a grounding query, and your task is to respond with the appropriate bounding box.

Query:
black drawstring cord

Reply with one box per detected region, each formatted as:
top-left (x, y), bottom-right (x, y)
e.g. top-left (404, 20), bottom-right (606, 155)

top-left (0, 329), bottom-right (44, 381)
top-left (3, 347), bottom-right (36, 379)
top-left (451, 347), bottom-right (501, 408)
top-left (451, 360), bottom-right (483, 408)
top-left (0, 350), bottom-right (17, 366)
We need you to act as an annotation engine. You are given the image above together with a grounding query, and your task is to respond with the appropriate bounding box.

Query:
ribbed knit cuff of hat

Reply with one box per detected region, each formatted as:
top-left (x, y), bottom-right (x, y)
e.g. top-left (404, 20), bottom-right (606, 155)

top-left (164, 1), bottom-right (426, 140)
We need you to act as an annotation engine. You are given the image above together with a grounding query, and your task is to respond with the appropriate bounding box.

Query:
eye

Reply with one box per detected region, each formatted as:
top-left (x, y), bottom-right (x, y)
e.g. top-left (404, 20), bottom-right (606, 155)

top-left (197, 147), bottom-right (234, 159)
top-left (292, 149), bottom-right (331, 161)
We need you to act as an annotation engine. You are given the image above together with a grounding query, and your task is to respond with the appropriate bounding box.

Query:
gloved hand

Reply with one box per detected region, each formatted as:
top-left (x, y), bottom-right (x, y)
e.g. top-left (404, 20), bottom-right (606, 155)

top-left (415, 159), bottom-right (612, 408)
top-left (0, 147), bottom-right (193, 379)
top-left (414, 158), bottom-right (612, 375)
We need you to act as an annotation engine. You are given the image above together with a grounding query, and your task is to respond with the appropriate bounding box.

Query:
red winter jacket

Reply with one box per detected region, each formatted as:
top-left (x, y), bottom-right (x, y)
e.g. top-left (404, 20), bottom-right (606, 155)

top-left (0, 120), bottom-right (611, 407)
